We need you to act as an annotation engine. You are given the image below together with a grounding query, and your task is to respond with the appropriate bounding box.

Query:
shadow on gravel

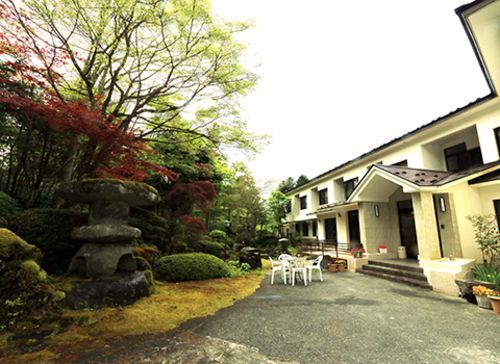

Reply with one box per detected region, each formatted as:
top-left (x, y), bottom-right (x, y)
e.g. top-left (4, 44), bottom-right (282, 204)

top-left (390, 288), bottom-right (463, 304)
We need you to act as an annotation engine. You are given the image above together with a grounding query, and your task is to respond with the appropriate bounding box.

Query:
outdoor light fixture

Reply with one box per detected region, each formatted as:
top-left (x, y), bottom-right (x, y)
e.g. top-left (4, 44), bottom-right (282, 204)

top-left (374, 204), bottom-right (380, 217)
top-left (439, 197), bottom-right (446, 212)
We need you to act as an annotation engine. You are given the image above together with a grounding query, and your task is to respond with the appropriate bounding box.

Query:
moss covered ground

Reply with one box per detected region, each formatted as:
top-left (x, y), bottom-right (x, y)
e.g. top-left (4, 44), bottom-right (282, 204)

top-left (0, 261), bottom-right (270, 363)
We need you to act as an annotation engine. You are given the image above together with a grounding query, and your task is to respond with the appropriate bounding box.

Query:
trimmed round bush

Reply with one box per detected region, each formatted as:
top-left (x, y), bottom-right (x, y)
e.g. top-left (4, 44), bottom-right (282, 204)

top-left (10, 209), bottom-right (87, 274)
top-left (208, 229), bottom-right (227, 241)
top-left (155, 253), bottom-right (230, 282)
top-left (0, 191), bottom-right (19, 221)
top-left (189, 238), bottom-right (225, 258)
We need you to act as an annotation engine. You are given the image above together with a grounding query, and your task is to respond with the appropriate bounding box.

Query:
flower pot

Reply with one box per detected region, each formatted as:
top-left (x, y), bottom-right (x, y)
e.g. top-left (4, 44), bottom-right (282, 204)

top-left (475, 295), bottom-right (492, 309)
top-left (379, 248), bottom-right (387, 254)
top-left (337, 265), bottom-right (346, 272)
top-left (328, 264), bottom-right (338, 273)
top-left (488, 296), bottom-right (500, 314)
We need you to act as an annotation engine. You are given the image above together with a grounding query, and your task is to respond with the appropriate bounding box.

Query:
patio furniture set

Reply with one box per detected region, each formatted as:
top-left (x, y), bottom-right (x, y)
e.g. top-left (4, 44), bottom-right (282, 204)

top-left (269, 254), bottom-right (324, 286)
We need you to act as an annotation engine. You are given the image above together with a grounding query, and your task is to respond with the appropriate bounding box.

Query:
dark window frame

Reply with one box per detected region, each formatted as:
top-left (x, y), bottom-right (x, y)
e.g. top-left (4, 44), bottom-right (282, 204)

top-left (344, 178), bottom-right (359, 199)
top-left (318, 188), bottom-right (328, 206)
top-left (495, 127), bottom-right (500, 157)
top-left (494, 199), bottom-right (500, 229)
top-left (302, 221), bottom-right (309, 236)
top-left (444, 142), bottom-right (483, 172)
top-left (299, 196), bottom-right (307, 210)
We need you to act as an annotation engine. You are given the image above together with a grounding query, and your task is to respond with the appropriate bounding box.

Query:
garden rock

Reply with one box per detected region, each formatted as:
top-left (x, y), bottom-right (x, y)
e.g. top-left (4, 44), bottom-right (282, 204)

top-left (65, 271), bottom-right (152, 309)
top-left (239, 247), bottom-right (262, 269)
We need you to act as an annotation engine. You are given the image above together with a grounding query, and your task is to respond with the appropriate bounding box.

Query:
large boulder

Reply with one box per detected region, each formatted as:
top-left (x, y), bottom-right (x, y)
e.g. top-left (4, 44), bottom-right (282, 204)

top-left (239, 247), bottom-right (262, 269)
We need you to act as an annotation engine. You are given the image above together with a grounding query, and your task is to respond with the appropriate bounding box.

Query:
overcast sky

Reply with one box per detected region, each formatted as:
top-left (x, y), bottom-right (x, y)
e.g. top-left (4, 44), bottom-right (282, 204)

top-left (211, 0), bottom-right (490, 190)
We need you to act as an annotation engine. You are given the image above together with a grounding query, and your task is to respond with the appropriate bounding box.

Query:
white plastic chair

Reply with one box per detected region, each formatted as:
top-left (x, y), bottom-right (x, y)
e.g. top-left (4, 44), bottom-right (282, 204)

top-left (279, 255), bottom-right (294, 284)
top-left (269, 257), bottom-right (285, 284)
top-left (306, 255), bottom-right (324, 282)
top-left (290, 258), bottom-right (308, 286)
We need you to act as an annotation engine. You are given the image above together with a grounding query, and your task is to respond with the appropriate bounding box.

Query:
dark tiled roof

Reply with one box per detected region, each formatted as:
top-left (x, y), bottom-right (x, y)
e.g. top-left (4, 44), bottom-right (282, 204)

top-left (468, 169), bottom-right (500, 184)
top-left (285, 95), bottom-right (494, 195)
top-left (376, 161), bottom-right (500, 187)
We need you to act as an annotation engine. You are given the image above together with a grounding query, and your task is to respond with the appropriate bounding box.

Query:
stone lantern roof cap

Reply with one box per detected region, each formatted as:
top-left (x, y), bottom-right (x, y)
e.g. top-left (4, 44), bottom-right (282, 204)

top-left (56, 179), bottom-right (160, 207)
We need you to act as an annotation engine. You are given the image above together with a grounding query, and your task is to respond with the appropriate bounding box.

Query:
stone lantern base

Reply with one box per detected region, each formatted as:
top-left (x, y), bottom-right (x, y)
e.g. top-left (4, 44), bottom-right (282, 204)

top-left (65, 271), bottom-right (153, 309)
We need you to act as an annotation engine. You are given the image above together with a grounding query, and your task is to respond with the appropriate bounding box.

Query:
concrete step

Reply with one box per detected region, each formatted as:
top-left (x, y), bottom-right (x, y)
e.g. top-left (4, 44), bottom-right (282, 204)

top-left (361, 264), bottom-right (428, 282)
top-left (368, 260), bottom-right (424, 273)
top-left (357, 268), bottom-right (432, 290)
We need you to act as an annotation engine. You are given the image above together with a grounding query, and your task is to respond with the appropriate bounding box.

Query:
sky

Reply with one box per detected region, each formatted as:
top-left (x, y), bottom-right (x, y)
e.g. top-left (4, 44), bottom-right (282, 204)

top-left (211, 0), bottom-right (491, 191)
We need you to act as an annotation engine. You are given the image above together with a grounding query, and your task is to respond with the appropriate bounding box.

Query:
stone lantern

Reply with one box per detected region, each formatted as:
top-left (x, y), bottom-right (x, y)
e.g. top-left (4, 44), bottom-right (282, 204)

top-left (56, 179), bottom-right (160, 308)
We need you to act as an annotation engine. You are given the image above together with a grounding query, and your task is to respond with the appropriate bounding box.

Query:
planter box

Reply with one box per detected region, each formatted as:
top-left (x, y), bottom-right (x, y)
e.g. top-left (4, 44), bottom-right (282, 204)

top-left (328, 264), bottom-right (338, 273)
top-left (379, 248), bottom-right (388, 254)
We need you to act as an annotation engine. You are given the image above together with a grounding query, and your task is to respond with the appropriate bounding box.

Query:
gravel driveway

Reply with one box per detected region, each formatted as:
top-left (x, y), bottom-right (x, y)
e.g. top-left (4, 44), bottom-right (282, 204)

top-left (177, 271), bottom-right (500, 364)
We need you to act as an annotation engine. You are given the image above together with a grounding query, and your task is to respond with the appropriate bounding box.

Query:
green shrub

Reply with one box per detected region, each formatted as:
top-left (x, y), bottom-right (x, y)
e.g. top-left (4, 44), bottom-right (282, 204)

top-left (0, 191), bottom-right (19, 221)
top-left (189, 237), bottom-right (225, 258)
top-left (209, 229), bottom-right (227, 241)
top-left (0, 229), bottom-right (64, 329)
top-left (10, 209), bottom-right (87, 275)
top-left (129, 207), bottom-right (169, 250)
top-left (155, 253), bottom-right (230, 282)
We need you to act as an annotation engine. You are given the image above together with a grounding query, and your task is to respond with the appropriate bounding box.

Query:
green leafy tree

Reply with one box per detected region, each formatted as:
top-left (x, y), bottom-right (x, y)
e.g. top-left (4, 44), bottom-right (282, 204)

top-left (467, 214), bottom-right (500, 267)
top-left (3, 0), bottom-right (260, 183)
top-left (267, 190), bottom-right (290, 235)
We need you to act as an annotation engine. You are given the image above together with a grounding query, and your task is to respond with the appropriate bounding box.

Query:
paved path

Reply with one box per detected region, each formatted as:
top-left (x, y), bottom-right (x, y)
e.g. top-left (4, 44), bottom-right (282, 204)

top-left (176, 271), bottom-right (499, 364)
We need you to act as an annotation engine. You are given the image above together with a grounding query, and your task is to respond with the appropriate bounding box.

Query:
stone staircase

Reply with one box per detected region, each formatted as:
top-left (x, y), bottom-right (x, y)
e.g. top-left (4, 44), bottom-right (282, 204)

top-left (358, 260), bottom-right (432, 289)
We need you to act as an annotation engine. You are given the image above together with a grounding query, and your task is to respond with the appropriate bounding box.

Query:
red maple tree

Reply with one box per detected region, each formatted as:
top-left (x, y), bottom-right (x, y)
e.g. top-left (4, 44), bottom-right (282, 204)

top-left (0, 1), bottom-right (173, 182)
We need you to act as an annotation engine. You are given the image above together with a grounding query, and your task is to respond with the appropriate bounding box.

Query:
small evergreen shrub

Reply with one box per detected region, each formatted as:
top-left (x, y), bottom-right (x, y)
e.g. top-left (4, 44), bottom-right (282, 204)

top-left (0, 191), bottom-right (19, 221)
top-left (189, 237), bottom-right (225, 258)
top-left (209, 229), bottom-right (227, 241)
top-left (10, 209), bottom-right (87, 274)
top-left (155, 253), bottom-right (230, 282)
top-left (129, 207), bottom-right (169, 250)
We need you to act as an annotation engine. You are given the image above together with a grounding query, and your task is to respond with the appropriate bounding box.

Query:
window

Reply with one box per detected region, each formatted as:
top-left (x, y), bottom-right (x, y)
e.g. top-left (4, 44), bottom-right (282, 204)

top-left (302, 221), bottom-right (309, 236)
top-left (495, 127), bottom-right (500, 157)
top-left (318, 188), bottom-right (328, 205)
top-left (295, 223), bottom-right (300, 234)
top-left (344, 178), bottom-right (359, 199)
top-left (300, 196), bottom-right (307, 210)
top-left (392, 160), bottom-right (408, 167)
top-left (312, 221), bottom-right (317, 236)
top-left (285, 200), bottom-right (291, 213)
top-left (444, 143), bottom-right (483, 172)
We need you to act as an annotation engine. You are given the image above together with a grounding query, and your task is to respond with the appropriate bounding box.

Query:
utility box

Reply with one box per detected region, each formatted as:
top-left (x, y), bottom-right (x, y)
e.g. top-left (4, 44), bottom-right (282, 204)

top-left (397, 246), bottom-right (407, 259)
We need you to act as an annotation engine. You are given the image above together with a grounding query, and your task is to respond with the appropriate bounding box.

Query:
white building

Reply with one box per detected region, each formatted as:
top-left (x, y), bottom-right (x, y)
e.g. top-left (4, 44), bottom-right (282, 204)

top-left (284, 0), bottom-right (500, 295)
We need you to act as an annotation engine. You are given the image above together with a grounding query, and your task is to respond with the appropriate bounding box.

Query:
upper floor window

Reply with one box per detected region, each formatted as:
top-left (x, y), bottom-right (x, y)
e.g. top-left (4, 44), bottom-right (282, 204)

top-left (495, 127), bottom-right (500, 157)
top-left (344, 178), bottom-right (359, 199)
top-left (318, 188), bottom-right (328, 205)
top-left (444, 143), bottom-right (483, 172)
top-left (285, 200), bottom-right (291, 213)
top-left (299, 196), bottom-right (307, 210)
top-left (392, 160), bottom-right (408, 167)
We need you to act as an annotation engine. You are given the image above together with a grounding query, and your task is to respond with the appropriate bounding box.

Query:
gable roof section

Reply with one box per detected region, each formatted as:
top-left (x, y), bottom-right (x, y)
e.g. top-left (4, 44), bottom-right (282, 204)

top-left (348, 161), bottom-right (500, 202)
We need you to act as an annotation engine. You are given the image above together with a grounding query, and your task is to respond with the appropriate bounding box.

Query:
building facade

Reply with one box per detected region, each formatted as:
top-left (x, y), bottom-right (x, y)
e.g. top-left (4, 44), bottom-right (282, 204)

top-left (284, 0), bottom-right (500, 294)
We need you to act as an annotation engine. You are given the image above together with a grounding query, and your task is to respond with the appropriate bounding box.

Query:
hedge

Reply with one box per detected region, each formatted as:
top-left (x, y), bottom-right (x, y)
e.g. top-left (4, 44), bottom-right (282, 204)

top-left (0, 191), bottom-right (19, 221)
top-left (155, 253), bottom-right (230, 282)
top-left (10, 209), bottom-right (87, 274)
top-left (189, 238), bottom-right (225, 258)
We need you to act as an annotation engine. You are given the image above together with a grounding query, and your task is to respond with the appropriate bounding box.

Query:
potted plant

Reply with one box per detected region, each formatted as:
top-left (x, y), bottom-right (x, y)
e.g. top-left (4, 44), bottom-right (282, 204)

top-left (327, 257), bottom-right (339, 272)
top-left (335, 259), bottom-right (347, 272)
top-left (488, 290), bottom-right (500, 314)
top-left (472, 285), bottom-right (493, 309)
top-left (378, 245), bottom-right (388, 254)
top-left (351, 247), bottom-right (365, 258)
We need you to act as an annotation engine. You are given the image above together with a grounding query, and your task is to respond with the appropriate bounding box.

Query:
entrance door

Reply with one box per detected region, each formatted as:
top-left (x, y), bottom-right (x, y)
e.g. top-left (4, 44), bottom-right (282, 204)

top-left (348, 210), bottom-right (360, 245)
top-left (397, 200), bottom-right (419, 259)
top-left (324, 218), bottom-right (337, 242)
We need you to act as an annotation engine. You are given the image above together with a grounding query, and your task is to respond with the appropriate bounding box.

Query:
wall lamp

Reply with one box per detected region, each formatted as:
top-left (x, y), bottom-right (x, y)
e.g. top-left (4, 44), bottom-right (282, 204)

top-left (439, 197), bottom-right (446, 212)
top-left (374, 204), bottom-right (380, 218)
